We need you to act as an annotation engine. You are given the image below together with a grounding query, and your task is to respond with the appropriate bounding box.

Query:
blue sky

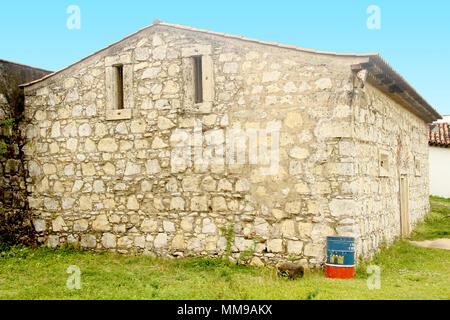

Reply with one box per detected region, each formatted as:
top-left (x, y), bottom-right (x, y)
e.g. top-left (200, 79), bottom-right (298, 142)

top-left (1, 0), bottom-right (449, 115)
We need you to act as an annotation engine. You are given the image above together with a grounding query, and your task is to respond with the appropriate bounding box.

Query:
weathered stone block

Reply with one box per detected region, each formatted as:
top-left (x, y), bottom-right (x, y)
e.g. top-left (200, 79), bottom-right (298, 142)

top-left (170, 197), bottom-right (185, 211)
top-left (154, 233), bottom-right (168, 249)
top-left (163, 221), bottom-right (175, 233)
top-left (126, 195), bottom-right (140, 210)
top-left (146, 159), bottom-right (161, 175)
top-left (141, 219), bottom-right (158, 232)
top-left (171, 234), bottom-right (185, 250)
top-left (33, 219), bottom-right (46, 232)
top-left (52, 216), bottom-right (66, 232)
top-left (80, 235), bottom-right (97, 248)
top-left (287, 240), bottom-right (303, 254)
top-left (180, 217), bottom-right (194, 232)
top-left (304, 243), bottom-right (323, 257)
top-left (190, 196), bottom-right (208, 212)
top-left (73, 219), bottom-right (88, 232)
top-left (315, 78), bottom-right (332, 90)
top-left (92, 215), bottom-right (111, 232)
top-left (81, 163), bottom-right (96, 176)
top-left (267, 239), bottom-right (283, 253)
top-left (329, 199), bottom-right (358, 217)
top-left (182, 176), bottom-right (200, 192)
top-left (285, 201), bottom-right (301, 214)
top-left (202, 218), bottom-right (216, 234)
top-left (123, 162), bottom-right (141, 176)
top-left (102, 233), bottom-right (117, 248)
top-left (212, 197), bottom-right (227, 212)
top-left (280, 220), bottom-right (297, 237)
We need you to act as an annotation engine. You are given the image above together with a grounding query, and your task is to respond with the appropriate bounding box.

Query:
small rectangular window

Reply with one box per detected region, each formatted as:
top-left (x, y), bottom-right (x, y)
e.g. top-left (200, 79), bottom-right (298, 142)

top-left (114, 64), bottom-right (124, 110)
top-left (379, 153), bottom-right (389, 177)
top-left (193, 56), bottom-right (203, 104)
top-left (414, 157), bottom-right (421, 176)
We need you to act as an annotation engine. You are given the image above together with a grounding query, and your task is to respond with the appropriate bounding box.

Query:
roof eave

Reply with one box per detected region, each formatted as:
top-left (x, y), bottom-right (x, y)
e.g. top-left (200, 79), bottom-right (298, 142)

top-left (352, 55), bottom-right (442, 123)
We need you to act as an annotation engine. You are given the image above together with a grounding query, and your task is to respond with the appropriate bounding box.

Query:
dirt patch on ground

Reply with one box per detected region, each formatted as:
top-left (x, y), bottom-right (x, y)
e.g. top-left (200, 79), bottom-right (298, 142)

top-left (409, 238), bottom-right (450, 250)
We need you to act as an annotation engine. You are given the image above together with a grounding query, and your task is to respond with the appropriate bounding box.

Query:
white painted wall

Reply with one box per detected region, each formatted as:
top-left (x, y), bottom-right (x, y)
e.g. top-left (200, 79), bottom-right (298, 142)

top-left (435, 115), bottom-right (450, 123)
top-left (429, 146), bottom-right (450, 198)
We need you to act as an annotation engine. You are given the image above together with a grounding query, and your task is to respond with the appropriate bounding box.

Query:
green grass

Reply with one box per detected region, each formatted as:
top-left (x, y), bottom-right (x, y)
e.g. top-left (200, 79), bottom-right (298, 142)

top-left (409, 196), bottom-right (450, 241)
top-left (0, 197), bottom-right (449, 300)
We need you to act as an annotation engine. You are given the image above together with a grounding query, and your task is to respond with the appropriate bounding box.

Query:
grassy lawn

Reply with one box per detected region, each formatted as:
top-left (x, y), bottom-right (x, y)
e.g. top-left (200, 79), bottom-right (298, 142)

top-left (410, 196), bottom-right (450, 241)
top-left (0, 197), bottom-right (449, 300)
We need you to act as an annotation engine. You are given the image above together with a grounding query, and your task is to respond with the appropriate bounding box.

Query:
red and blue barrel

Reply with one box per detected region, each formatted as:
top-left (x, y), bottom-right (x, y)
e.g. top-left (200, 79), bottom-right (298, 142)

top-left (326, 236), bottom-right (355, 279)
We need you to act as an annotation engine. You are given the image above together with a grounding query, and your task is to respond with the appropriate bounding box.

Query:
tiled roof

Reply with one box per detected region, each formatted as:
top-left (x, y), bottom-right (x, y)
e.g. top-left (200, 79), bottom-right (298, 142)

top-left (429, 122), bottom-right (450, 147)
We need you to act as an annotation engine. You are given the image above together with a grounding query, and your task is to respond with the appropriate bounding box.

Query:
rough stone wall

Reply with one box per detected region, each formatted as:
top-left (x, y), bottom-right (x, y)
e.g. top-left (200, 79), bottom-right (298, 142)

top-left (21, 25), bottom-right (429, 266)
top-left (350, 82), bottom-right (430, 259)
top-left (0, 60), bottom-right (51, 245)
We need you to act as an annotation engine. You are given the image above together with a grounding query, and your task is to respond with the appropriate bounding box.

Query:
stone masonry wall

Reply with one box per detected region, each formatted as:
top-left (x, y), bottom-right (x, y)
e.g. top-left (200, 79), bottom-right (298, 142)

top-left (349, 82), bottom-right (430, 259)
top-left (0, 60), bottom-right (51, 245)
top-left (21, 25), bottom-right (429, 266)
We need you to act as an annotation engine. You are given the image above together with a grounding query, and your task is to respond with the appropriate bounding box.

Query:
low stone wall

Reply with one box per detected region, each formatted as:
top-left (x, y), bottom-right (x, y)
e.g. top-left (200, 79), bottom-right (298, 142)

top-left (0, 60), bottom-right (51, 245)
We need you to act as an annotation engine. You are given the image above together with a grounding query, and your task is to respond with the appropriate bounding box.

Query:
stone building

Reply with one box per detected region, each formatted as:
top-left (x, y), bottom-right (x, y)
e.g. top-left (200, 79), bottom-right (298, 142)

top-left (0, 59), bottom-right (52, 244)
top-left (428, 117), bottom-right (450, 198)
top-left (18, 21), bottom-right (441, 266)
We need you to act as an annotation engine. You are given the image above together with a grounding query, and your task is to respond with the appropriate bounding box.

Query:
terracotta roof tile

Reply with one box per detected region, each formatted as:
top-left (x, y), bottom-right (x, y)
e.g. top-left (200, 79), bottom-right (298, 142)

top-left (429, 122), bottom-right (450, 146)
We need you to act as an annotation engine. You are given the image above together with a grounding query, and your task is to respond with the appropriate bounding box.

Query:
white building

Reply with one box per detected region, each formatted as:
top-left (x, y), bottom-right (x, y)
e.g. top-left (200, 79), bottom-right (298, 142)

top-left (429, 116), bottom-right (450, 198)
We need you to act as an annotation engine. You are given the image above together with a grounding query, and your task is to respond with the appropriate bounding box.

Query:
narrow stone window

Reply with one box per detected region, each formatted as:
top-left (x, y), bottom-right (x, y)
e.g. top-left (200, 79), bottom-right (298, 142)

top-left (105, 56), bottom-right (133, 120)
top-left (114, 64), bottom-right (124, 110)
top-left (414, 157), bottom-right (421, 176)
top-left (181, 49), bottom-right (213, 113)
top-left (379, 153), bottom-right (389, 177)
top-left (193, 56), bottom-right (203, 104)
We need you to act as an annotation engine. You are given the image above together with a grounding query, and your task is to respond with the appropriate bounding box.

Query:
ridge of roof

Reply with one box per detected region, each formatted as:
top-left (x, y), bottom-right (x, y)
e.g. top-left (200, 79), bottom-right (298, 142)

top-left (18, 20), bottom-right (441, 122)
top-left (158, 21), bottom-right (379, 57)
top-left (20, 20), bottom-right (378, 88)
top-left (0, 59), bottom-right (53, 73)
